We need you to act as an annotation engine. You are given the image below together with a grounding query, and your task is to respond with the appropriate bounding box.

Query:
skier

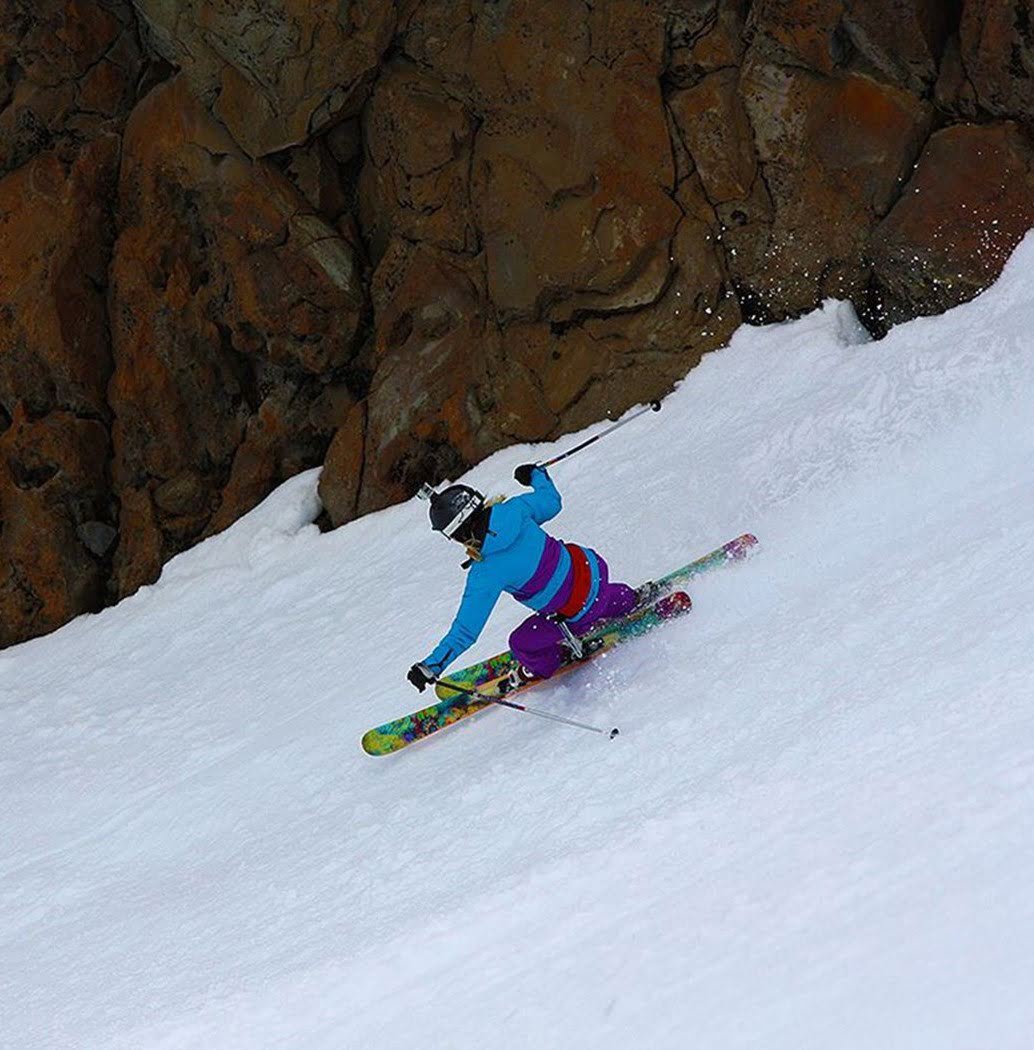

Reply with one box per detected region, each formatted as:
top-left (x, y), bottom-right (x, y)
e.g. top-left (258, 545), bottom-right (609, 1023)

top-left (407, 464), bottom-right (640, 693)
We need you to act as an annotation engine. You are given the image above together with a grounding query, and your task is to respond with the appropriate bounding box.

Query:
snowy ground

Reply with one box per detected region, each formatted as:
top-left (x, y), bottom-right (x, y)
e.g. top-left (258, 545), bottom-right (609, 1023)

top-left (3, 238), bottom-right (1034, 1050)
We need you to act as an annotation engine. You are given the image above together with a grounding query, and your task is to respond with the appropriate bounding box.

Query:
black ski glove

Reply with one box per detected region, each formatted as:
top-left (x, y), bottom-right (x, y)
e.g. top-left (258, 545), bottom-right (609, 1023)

top-left (407, 662), bottom-right (435, 692)
top-left (514, 463), bottom-right (540, 486)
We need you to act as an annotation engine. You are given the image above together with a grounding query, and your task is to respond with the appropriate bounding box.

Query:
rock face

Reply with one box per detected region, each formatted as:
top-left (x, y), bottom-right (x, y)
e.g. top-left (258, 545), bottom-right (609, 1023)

top-left (0, 133), bottom-right (121, 647)
top-left (0, 0), bottom-right (141, 174)
top-left (871, 122), bottom-right (1034, 326)
top-left (131, 0), bottom-right (397, 156)
top-left (352, 0), bottom-right (741, 512)
top-left (108, 75), bottom-right (365, 594)
top-left (2, 0), bottom-right (1033, 646)
top-left (959, 0), bottom-right (1034, 122)
top-left (0, 405), bottom-right (111, 648)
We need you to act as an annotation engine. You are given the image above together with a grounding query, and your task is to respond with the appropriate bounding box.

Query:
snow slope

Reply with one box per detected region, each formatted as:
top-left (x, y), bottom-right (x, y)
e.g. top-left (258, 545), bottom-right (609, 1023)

top-left (3, 238), bottom-right (1034, 1050)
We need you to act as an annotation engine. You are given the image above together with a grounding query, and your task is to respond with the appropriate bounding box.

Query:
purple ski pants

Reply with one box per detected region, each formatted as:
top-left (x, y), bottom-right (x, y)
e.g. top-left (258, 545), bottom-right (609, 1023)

top-left (508, 570), bottom-right (637, 679)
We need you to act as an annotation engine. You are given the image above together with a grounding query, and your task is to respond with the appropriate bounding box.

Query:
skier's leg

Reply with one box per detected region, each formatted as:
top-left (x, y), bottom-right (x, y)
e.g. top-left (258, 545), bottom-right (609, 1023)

top-left (509, 614), bottom-right (568, 679)
top-left (594, 581), bottom-right (637, 621)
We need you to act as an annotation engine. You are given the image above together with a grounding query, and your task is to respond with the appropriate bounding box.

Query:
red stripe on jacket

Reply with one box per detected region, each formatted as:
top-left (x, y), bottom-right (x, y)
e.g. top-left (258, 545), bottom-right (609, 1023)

top-left (558, 543), bottom-right (593, 619)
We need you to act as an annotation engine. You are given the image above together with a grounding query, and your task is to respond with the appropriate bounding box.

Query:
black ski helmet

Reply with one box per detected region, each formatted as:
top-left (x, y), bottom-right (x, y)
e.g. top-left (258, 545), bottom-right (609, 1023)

top-left (426, 484), bottom-right (485, 539)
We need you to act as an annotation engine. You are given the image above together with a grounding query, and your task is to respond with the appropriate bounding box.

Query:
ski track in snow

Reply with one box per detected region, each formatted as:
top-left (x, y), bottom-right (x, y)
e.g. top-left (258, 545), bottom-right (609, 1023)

top-left (2, 238), bottom-right (1034, 1049)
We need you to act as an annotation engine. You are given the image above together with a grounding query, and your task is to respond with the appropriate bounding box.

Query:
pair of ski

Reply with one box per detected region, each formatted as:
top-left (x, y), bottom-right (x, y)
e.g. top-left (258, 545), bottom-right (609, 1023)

top-left (361, 533), bottom-right (759, 756)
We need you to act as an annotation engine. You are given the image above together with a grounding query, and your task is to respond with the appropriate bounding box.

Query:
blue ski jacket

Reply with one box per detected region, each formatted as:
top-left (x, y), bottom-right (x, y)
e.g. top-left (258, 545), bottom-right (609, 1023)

top-left (423, 468), bottom-right (599, 675)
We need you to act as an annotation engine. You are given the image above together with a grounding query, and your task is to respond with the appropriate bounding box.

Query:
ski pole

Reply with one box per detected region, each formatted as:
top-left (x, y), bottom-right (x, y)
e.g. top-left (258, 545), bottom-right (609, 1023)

top-left (536, 400), bottom-right (661, 470)
top-left (434, 677), bottom-right (619, 739)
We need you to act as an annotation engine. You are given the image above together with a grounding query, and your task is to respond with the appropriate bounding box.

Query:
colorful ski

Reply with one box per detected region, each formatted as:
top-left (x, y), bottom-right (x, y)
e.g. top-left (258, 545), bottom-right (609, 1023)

top-left (435, 532), bottom-right (758, 697)
top-left (361, 533), bottom-right (758, 757)
top-left (361, 590), bottom-right (692, 757)
top-left (361, 689), bottom-right (494, 758)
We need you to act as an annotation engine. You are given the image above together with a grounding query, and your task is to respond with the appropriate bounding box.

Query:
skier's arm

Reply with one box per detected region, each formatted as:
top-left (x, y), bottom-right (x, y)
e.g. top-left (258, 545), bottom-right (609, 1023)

top-left (514, 466), bottom-right (561, 524)
top-left (422, 570), bottom-right (505, 676)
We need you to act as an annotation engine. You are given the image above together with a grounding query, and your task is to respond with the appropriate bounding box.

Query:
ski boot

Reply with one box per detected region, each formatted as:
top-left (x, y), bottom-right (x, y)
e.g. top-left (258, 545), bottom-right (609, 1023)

top-left (498, 664), bottom-right (537, 696)
top-left (548, 612), bottom-right (604, 664)
top-left (632, 579), bottom-right (666, 612)
top-left (573, 636), bottom-right (606, 660)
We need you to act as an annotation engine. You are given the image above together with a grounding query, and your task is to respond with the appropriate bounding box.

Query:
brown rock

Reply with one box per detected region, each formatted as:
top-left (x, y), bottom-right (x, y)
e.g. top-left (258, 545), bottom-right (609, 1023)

top-left (108, 75), bottom-right (366, 596)
top-left (339, 0), bottom-right (735, 524)
top-left (746, 0), bottom-right (955, 91)
top-left (668, 0), bottom-right (750, 86)
top-left (276, 138), bottom-right (351, 221)
top-left (841, 0), bottom-right (957, 93)
top-left (746, 0), bottom-right (843, 74)
top-left (0, 136), bottom-right (118, 418)
top-left (359, 63), bottom-right (478, 262)
top-left (740, 61), bottom-right (932, 313)
top-left (111, 484), bottom-right (162, 599)
top-left (133, 0), bottom-right (397, 156)
top-left (0, 135), bottom-right (120, 646)
top-left (487, 355), bottom-right (561, 443)
top-left (356, 238), bottom-right (495, 514)
top-left (499, 180), bottom-right (741, 435)
top-left (585, 204), bottom-right (741, 354)
top-left (344, 226), bottom-right (557, 519)
top-left (318, 402), bottom-right (366, 527)
top-left (0, 0), bottom-right (141, 174)
top-left (669, 69), bottom-right (757, 205)
top-left (503, 324), bottom-right (602, 420)
top-left (0, 404), bottom-right (111, 648)
top-left (871, 121), bottom-right (1034, 325)
top-left (584, 0), bottom-right (669, 67)
top-left (398, 0), bottom-right (682, 323)
top-left (396, 0), bottom-right (478, 85)
top-left (934, 32), bottom-right (978, 117)
top-left (325, 119), bottom-right (362, 167)
top-left (960, 0), bottom-right (1034, 122)
top-left (208, 392), bottom-right (321, 535)
top-left (573, 209), bottom-right (742, 430)
top-left (473, 50), bottom-right (681, 321)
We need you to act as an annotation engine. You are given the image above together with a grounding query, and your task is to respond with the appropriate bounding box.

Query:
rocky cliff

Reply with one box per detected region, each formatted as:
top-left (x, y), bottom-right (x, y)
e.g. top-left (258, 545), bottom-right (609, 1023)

top-left (2, 0), bottom-right (1032, 648)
